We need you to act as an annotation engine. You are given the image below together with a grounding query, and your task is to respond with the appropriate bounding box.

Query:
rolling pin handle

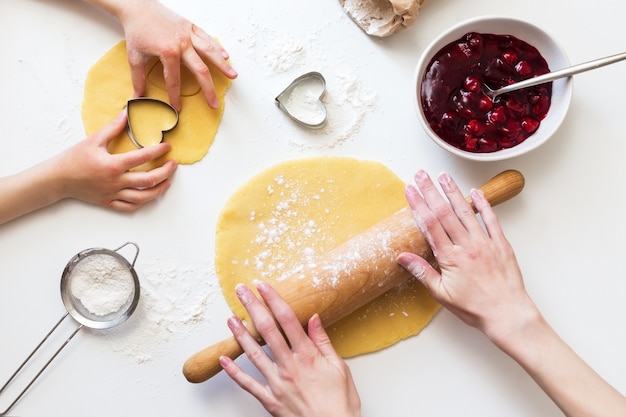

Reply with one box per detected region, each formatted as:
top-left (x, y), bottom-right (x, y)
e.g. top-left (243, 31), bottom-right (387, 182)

top-left (183, 336), bottom-right (244, 383)
top-left (469, 169), bottom-right (525, 210)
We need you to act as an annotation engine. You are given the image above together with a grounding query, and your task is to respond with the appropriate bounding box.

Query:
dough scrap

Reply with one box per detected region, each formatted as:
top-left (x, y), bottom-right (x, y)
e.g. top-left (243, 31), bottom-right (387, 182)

top-left (82, 40), bottom-right (232, 170)
top-left (339, 0), bottom-right (426, 37)
top-left (215, 157), bottom-right (440, 357)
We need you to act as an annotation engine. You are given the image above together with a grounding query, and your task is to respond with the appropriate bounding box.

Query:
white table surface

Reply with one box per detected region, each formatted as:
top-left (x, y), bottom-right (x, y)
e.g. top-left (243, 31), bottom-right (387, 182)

top-left (2, 0), bottom-right (626, 416)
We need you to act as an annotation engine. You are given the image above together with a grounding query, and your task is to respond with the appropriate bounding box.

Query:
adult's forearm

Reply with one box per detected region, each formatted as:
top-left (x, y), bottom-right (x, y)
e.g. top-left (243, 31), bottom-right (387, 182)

top-left (493, 311), bottom-right (626, 417)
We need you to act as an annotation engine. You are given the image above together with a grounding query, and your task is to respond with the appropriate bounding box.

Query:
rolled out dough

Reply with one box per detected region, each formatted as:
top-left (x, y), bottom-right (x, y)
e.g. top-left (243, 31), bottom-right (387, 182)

top-left (215, 157), bottom-right (440, 357)
top-left (82, 40), bottom-right (232, 170)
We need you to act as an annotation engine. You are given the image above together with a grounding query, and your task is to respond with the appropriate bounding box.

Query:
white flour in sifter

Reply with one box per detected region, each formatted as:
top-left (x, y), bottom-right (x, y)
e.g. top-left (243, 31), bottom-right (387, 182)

top-left (69, 254), bottom-right (134, 317)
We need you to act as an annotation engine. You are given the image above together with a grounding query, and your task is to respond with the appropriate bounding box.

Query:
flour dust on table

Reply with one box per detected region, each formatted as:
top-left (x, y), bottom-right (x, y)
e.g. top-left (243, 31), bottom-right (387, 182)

top-left (89, 257), bottom-right (222, 364)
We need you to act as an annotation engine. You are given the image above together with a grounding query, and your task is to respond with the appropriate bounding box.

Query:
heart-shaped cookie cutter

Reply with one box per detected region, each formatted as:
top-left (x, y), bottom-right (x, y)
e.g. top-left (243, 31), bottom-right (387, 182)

top-left (126, 97), bottom-right (179, 148)
top-left (275, 71), bottom-right (327, 129)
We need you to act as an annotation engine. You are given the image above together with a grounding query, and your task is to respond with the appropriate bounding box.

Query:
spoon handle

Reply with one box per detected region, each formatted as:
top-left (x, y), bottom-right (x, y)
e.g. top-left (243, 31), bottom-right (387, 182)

top-left (495, 51), bottom-right (626, 95)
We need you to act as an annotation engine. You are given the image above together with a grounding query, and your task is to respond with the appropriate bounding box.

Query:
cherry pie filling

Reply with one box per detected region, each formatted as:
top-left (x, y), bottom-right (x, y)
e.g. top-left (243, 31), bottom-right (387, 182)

top-left (421, 32), bottom-right (552, 153)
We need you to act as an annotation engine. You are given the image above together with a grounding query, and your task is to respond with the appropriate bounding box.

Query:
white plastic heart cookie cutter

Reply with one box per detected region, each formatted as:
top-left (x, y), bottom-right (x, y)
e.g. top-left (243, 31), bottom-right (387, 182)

top-left (275, 71), bottom-right (327, 129)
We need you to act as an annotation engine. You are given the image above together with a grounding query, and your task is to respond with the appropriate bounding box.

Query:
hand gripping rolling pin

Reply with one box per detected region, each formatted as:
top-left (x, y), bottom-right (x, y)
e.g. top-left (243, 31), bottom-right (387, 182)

top-left (183, 170), bottom-right (525, 383)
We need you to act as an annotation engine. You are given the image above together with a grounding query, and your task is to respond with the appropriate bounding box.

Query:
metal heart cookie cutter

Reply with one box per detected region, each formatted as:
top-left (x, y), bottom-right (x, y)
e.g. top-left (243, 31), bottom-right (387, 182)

top-left (275, 71), bottom-right (327, 129)
top-left (126, 97), bottom-right (179, 148)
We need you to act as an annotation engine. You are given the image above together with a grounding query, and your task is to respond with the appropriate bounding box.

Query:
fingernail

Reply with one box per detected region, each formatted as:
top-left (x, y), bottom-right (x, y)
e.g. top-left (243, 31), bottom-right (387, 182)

top-left (219, 355), bottom-right (232, 368)
top-left (414, 169), bottom-right (428, 182)
top-left (254, 280), bottom-right (269, 294)
top-left (470, 188), bottom-right (484, 201)
top-left (397, 254), bottom-right (425, 282)
top-left (227, 315), bottom-right (242, 330)
top-left (309, 313), bottom-right (323, 329)
top-left (235, 284), bottom-right (251, 305)
top-left (439, 172), bottom-right (453, 191)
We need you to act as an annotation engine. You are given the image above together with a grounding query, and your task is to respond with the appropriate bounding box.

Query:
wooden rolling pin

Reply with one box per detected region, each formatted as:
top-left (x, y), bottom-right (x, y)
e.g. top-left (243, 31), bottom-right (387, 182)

top-left (183, 169), bottom-right (525, 383)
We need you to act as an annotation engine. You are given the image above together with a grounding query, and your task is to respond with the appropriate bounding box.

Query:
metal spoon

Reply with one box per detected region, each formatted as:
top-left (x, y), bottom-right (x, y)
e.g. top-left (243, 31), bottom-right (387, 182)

top-left (483, 51), bottom-right (626, 100)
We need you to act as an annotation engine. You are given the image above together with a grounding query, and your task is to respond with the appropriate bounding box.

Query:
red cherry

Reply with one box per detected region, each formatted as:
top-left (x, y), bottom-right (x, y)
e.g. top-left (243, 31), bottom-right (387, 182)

top-left (478, 95), bottom-right (493, 112)
top-left (502, 49), bottom-right (518, 66)
top-left (498, 136), bottom-right (518, 149)
top-left (478, 137), bottom-right (498, 152)
top-left (515, 60), bottom-right (533, 77)
top-left (463, 76), bottom-right (482, 92)
top-left (505, 98), bottom-right (527, 114)
top-left (466, 119), bottom-right (486, 136)
top-left (533, 96), bottom-right (551, 118)
top-left (438, 111), bottom-right (459, 133)
top-left (521, 117), bottom-right (540, 133)
top-left (457, 42), bottom-right (476, 60)
top-left (498, 120), bottom-right (522, 137)
top-left (466, 33), bottom-right (484, 50)
top-left (488, 107), bottom-right (507, 124)
top-left (464, 134), bottom-right (479, 150)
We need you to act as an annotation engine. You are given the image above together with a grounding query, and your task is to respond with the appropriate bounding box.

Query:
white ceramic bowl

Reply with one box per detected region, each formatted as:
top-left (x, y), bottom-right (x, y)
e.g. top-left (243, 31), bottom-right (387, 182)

top-left (414, 16), bottom-right (572, 161)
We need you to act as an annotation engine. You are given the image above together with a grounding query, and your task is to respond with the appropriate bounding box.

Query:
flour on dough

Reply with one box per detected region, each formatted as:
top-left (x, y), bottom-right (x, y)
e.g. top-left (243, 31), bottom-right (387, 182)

top-left (82, 40), bottom-right (232, 170)
top-left (215, 157), bottom-right (440, 357)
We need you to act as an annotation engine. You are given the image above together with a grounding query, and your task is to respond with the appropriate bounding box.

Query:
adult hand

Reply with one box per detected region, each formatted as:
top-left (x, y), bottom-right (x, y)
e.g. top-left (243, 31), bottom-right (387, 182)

top-left (396, 170), bottom-right (626, 417)
top-left (220, 282), bottom-right (361, 417)
top-left (54, 111), bottom-right (177, 212)
top-left (396, 169), bottom-right (533, 342)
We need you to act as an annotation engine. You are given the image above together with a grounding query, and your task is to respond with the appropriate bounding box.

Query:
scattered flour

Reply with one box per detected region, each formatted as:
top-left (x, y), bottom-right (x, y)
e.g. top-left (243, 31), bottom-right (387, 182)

top-left (241, 173), bottom-right (402, 290)
top-left (265, 37), bottom-right (307, 74)
top-left (243, 175), bottom-right (332, 282)
top-left (94, 257), bottom-right (221, 364)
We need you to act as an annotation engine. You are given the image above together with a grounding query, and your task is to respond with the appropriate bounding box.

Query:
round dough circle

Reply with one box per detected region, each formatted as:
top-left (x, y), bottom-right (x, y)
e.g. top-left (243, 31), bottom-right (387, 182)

top-left (81, 40), bottom-right (232, 170)
top-left (216, 157), bottom-right (440, 357)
